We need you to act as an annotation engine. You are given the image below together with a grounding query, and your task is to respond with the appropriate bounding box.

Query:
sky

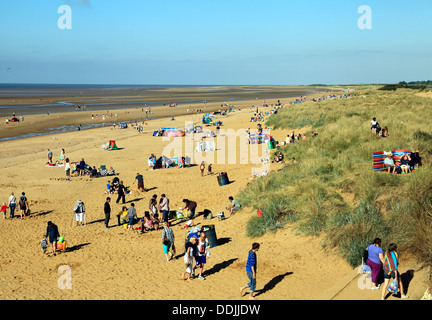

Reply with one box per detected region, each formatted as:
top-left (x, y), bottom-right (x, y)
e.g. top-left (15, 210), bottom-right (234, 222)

top-left (0, 0), bottom-right (431, 85)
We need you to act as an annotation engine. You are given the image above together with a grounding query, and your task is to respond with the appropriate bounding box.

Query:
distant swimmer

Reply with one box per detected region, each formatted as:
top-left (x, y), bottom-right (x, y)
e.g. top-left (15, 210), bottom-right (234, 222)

top-left (6, 68), bottom-right (11, 72)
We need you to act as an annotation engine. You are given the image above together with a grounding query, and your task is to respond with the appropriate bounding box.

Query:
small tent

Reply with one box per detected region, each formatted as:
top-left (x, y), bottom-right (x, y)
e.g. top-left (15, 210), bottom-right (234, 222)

top-left (108, 140), bottom-right (119, 150)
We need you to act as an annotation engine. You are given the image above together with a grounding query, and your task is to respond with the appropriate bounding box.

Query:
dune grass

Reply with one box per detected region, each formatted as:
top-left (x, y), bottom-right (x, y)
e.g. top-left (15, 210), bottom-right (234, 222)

top-left (238, 88), bottom-right (432, 275)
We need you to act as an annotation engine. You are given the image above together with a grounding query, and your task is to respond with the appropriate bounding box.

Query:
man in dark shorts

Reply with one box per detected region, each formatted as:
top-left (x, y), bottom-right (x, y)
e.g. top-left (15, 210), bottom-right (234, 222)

top-left (134, 173), bottom-right (145, 192)
top-left (45, 221), bottom-right (60, 256)
top-left (18, 192), bottom-right (29, 220)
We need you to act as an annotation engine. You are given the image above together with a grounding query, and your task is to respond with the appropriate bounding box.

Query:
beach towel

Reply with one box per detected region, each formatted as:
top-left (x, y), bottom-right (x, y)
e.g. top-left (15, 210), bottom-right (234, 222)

top-left (383, 251), bottom-right (398, 275)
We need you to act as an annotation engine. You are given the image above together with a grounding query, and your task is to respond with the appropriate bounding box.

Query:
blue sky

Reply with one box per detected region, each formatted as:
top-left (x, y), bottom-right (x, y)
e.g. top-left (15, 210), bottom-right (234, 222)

top-left (0, 0), bottom-right (431, 85)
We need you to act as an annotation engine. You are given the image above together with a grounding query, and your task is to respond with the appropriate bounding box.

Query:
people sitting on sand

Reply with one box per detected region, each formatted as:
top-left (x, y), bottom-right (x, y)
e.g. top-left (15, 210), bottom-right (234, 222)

top-left (46, 161), bottom-right (61, 167)
top-left (142, 214), bottom-right (153, 232)
top-left (384, 154), bottom-right (397, 174)
top-left (399, 154), bottom-right (411, 174)
top-left (71, 164), bottom-right (79, 177)
top-left (226, 196), bottom-right (241, 218)
top-left (90, 166), bottom-right (98, 177)
top-left (107, 166), bottom-right (116, 176)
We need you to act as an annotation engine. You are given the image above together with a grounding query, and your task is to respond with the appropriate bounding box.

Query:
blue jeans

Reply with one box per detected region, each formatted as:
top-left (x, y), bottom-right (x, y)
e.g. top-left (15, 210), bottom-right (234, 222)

top-left (246, 271), bottom-right (256, 292)
top-left (9, 203), bottom-right (15, 218)
top-left (162, 210), bottom-right (169, 222)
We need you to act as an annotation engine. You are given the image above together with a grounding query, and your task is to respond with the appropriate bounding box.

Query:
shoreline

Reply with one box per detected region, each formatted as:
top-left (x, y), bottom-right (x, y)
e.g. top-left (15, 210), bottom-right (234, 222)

top-left (0, 87), bottom-right (343, 142)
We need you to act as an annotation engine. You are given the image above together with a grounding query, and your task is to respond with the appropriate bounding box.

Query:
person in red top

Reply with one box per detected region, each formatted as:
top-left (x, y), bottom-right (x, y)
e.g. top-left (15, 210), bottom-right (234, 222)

top-left (1, 202), bottom-right (9, 219)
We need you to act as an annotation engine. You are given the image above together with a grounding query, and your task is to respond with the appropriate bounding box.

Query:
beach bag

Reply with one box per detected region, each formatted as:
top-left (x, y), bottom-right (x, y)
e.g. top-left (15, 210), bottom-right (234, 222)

top-left (162, 228), bottom-right (169, 245)
top-left (362, 257), bottom-right (372, 273)
top-left (176, 211), bottom-right (184, 219)
top-left (387, 279), bottom-right (398, 294)
top-left (163, 234), bottom-right (169, 245)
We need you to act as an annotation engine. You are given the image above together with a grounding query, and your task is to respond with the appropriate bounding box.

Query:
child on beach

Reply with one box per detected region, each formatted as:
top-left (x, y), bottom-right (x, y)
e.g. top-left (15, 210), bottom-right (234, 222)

top-left (240, 242), bottom-right (260, 299)
top-left (40, 236), bottom-right (48, 255)
top-left (1, 202), bottom-right (9, 219)
top-left (106, 181), bottom-right (111, 194)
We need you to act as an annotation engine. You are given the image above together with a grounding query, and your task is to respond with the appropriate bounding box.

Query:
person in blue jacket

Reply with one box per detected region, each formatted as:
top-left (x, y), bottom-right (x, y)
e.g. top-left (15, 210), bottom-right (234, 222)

top-left (45, 221), bottom-right (60, 256)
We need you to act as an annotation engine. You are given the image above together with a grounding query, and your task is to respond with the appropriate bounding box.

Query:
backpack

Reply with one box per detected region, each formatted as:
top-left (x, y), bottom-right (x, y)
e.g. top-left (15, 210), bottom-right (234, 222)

top-left (19, 196), bottom-right (26, 206)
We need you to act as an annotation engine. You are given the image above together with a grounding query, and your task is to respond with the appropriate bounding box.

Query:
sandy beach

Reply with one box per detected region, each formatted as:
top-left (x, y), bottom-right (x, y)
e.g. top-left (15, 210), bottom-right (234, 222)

top-left (0, 90), bottom-right (428, 301)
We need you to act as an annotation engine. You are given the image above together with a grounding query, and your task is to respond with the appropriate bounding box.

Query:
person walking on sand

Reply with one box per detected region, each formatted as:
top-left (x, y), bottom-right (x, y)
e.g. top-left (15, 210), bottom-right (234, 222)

top-left (366, 238), bottom-right (385, 290)
top-left (182, 236), bottom-right (197, 280)
top-left (134, 172), bottom-right (145, 192)
top-left (45, 221), bottom-right (60, 256)
top-left (194, 231), bottom-right (209, 280)
top-left (161, 222), bottom-right (175, 261)
top-left (381, 243), bottom-right (409, 300)
top-left (1, 202), bottom-right (8, 219)
top-left (127, 203), bottom-right (137, 230)
top-left (18, 192), bottom-right (29, 220)
top-left (8, 192), bottom-right (16, 218)
top-left (73, 199), bottom-right (86, 226)
top-left (104, 197), bottom-right (111, 229)
top-left (115, 180), bottom-right (126, 204)
top-left (240, 242), bottom-right (260, 299)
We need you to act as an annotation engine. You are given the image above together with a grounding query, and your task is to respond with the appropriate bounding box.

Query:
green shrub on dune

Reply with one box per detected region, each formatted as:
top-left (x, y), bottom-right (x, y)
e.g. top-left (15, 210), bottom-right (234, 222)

top-left (239, 88), bottom-right (432, 270)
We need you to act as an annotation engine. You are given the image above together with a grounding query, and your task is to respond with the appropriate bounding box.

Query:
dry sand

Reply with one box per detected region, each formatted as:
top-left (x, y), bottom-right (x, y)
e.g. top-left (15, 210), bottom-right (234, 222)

top-left (0, 93), bottom-right (427, 300)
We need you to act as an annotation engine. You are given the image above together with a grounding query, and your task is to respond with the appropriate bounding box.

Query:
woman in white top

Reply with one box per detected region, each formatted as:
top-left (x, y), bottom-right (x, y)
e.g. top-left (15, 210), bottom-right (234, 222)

top-left (65, 158), bottom-right (71, 177)
top-left (371, 117), bottom-right (378, 134)
top-left (8, 192), bottom-right (16, 218)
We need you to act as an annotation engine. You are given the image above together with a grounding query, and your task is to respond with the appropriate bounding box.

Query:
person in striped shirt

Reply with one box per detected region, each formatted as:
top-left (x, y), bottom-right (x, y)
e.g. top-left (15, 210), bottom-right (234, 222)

top-left (240, 242), bottom-right (260, 299)
top-left (161, 222), bottom-right (175, 261)
top-left (381, 243), bottom-right (408, 300)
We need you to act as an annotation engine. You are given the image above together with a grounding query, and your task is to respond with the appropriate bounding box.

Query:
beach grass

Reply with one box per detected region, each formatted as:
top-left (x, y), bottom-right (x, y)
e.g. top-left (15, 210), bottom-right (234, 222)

top-left (239, 87), bottom-right (432, 271)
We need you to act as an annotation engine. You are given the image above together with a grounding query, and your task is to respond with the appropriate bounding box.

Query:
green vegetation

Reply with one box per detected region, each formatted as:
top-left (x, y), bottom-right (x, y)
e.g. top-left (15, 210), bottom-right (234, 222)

top-left (238, 88), bottom-right (432, 281)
